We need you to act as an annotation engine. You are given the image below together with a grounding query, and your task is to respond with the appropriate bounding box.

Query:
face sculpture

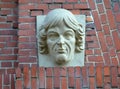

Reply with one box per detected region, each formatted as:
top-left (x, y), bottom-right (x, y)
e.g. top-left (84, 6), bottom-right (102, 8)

top-left (39, 8), bottom-right (84, 65)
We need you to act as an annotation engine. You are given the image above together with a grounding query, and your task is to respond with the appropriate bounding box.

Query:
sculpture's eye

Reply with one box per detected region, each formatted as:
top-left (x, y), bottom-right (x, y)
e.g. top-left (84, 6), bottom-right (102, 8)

top-left (64, 30), bottom-right (75, 40)
top-left (47, 32), bottom-right (59, 40)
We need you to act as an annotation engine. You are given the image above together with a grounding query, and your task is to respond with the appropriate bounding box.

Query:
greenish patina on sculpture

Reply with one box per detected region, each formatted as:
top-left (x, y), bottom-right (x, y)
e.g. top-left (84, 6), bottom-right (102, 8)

top-left (37, 8), bottom-right (85, 67)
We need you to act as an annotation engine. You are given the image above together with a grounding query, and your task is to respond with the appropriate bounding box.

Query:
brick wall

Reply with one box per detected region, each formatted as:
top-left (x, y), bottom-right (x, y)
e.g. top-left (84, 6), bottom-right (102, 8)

top-left (0, 0), bottom-right (120, 88)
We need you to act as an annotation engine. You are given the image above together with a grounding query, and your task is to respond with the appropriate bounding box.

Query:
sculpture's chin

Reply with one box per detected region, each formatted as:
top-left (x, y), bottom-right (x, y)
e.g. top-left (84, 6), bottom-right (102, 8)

top-left (55, 54), bottom-right (71, 65)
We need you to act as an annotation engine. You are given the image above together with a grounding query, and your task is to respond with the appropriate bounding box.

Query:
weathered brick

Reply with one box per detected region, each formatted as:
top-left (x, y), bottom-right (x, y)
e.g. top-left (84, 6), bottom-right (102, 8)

top-left (104, 77), bottom-right (111, 89)
top-left (66, 0), bottom-right (77, 3)
top-left (30, 10), bottom-right (43, 16)
top-left (100, 14), bottom-right (107, 24)
top-left (31, 65), bottom-right (37, 78)
top-left (54, 77), bottom-right (60, 88)
top-left (103, 25), bottom-right (110, 35)
top-left (96, 66), bottom-right (103, 88)
top-left (106, 9), bottom-right (116, 30)
top-left (75, 78), bottom-right (82, 89)
top-left (63, 4), bottom-right (73, 9)
top-left (103, 0), bottom-right (111, 9)
top-left (74, 4), bottom-right (89, 9)
top-left (75, 67), bottom-right (81, 78)
top-left (88, 56), bottom-right (103, 62)
top-left (1, 62), bottom-right (12, 67)
top-left (23, 65), bottom-right (31, 88)
top-left (49, 4), bottom-right (62, 9)
top-left (4, 74), bottom-right (10, 85)
top-left (98, 31), bottom-right (108, 52)
top-left (0, 55), bottom-right (17, 60)
top-left (31, 78), bottom-right (38, 89)
top-left (89, 65), bottom-right (95, 77)
top-left (68, 77), bottom-right (75, 88)
top-left (111, 57), bottom-right (119, 66)
top-left (89, 77), bottom-right (95, 89)
top-left (61, 77), bottom-right (68, 89)
top-left (113, 2), bottom-right (120, 12)
top-left (85, 49), bottom-right (93, 55)
top-left (46, 68), bottom-right (53, 77)
top-left (46, 77), bottom-right (53, 89)
top-left (88, 0), bottom-right (96, 10)
top-left (11, 75), bottom-right (15, 89)
top-left (112, 30), bottom-right (120, 51)
top-left (111, 67), bottom-right (118, 88)
top-left (18, 30), bottom-right (35, 36)
top-left (92, 11), bottom-right (102, 31)
top-left (106, 36), bottom-right (113, 47)
top-left (16, 79), bottom-right (23, 89)
top-left (104, 66), bottom-right (110, 76)
top-left (81, 66), bottom-right (88, 88)
top-left (60, 67), bottom-right (67, 77)
top-left (94, 49), bottom-right (101, 55)
top-left (0, 74), bottom-right (2, 89)
top-left (97, 4), bottom-right (104, 13)
top-left (103, 53), bottom-right (111, 65)
top-left (115, 12), bottom-right (120, 23)
top-left (54, 67), bottom-right (60, 77)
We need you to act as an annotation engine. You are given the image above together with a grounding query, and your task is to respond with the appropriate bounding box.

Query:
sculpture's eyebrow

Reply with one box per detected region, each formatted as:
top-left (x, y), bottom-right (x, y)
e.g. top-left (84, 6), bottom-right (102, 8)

top-left (47, 31), bottom-right (58, 34)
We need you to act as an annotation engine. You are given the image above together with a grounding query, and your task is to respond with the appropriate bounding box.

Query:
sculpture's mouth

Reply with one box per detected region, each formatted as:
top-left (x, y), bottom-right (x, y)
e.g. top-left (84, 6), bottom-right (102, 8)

top-left (57, 49), bottom-right (66, 54)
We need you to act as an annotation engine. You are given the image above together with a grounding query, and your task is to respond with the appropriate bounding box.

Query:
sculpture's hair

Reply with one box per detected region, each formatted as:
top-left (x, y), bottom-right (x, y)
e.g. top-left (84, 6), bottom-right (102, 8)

top-left (38, 8), bottom-right (84, 54)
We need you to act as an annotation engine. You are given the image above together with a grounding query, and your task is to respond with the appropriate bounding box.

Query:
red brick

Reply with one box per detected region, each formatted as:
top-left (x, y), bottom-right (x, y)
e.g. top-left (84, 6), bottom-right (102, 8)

top-left (19, 11), bottom-right (30, 17)
top-left (118, 66), bottom-right (120, 76)
top-left (96, 66), bottom-right (103, 88)
top-left (19, 17), bottom-right (35, 23)
top-left (98, 31), bottom-right (108, 52)
top-left (63, 4), bottom-right (73, 9)
top-left (18, 43), bottom-right (36, 49)
top-left (85, 49), bottom-right (93, 55)
top-left (0, 30), bottom-right (17, 35)
top-left (111, 57), bottom-right (119, 66)
top-left (87, 42), bottom-right (99, 48)
top-left (88, 56), bottom-right (103, 62)
top-left (4, 74), bottom-right (9, 85)
top-left (75, 78), bottom-right (82, 89)
top-left (109, 48), bottom-right (116, 57)
top-left (113, 2), bottom-right (120, 12)
top-left (82, 67), bottom-right (88, 88)
top-left (0, 9), bottom-right (11, 15)
top-left (115, 12), bottom-right (120, 23)
top-left (37, 4), bottom-right (48, 10)
top-left (18, 56), bottom-right (36, 63)
top-left (61, 77), bottom-right (68, 89)
top-left (46, 68), bottom-right (53, 77)
top-left (1, 62), bottom-right (12, 67)
top-left (97, 4), bottom-right (104, 13)
top-left (0, 36), bottom-right (11, 42)
top-left (66, 0), bottom-right (77, 2)
top-left (18, 30), bottom-right (35, 36)
top-left (49, 4), bottom-right (62, 9)
top-left (39, 76), bottom-right (45, 88)
top-left (103, 25), bottom-right (110, 35)
top-left (0, 75), bottom-right (2, 89)
top-left (0, 17), bottom-right (6, 22)
top-left (7, 16), bottom-right (17, 22)
top-left (7, 42), bottom-right (17, 47)
top-left (92, 11), bottom-right (102, 31)
top-left (60, 67), bottom-right (67, 77)
top-left (68, 77), bottom-right (75, 88)
top-left (7, 68), bottom-right (15, 74)
top-left (31, 65), bottom-right (37, 77)
top-left (19, 0), bottom-right (29, 4)
top-left (16, 67), bottom-right (21, 78)
top-left (74, 4), bottom-right (89, 9)
top-left (54, 67), bottom-right (60, 77)
top-left (88, 0), bottom-right (96, 10)
top-left (89, 77), bottom-right (95, 89)
top-left (30, 11), bottom-right (43, 16)
top-left (104, 66), bottom-right (110, 76)
top-left (19, 36), bottom-right (29, 42)
top-left (103, 0), bottom-right (111, 9)
top-left (23, 65), bottom-right (31, 88)
top-left (11, 75), bottom-right (15, 89)
top-left (31, 78), bottom-right (38, 89)
top-left (94, 49), bottom-right (101, 55)
top-left (103, 53), bottom-right (111, 65)
top-left (80, 0), bottom-right (87, 3)
top-left (16, 79), bottom-right (22, 89)
top-left (19, 4), bottom-right (35, 10)
top-left (100, 14), bottom-right (107, 24)
top-left (43, 0), bottom-right (52, 3)
top-left (0, 23), bottom-right (11, 29)
top-left (46, 77), bottom-right (53, 89)
top-left (106, 36), bottom-right (113, 46)
top-left (111, 67), bottom-right (118, 88)
top-left (0, 55), bottom-right (17, 60)
top-left (1, 49), bottom-right (12, 54)
top-left (75, 67), bottom-right (81, 78)
top-left (19, 23), bottom-right (35, 30)
top-left (104, 77), bottom-right (111, 89)
top-left (89, 65), bottom-right (95, 77)
top-left (106, 9), bottom-right (116, 30)
top-left (0, 3), bottom-right (17, 8)
top-left (54, 0), bottom-right (65, 3)
top-left (68, 67), bottom-right (74, 77)
top-left (112, 30), bottom-right (120, 51)
top-left (54, 77), bottom-right (60, 88)
top-left (0, 43), bottom-right (5, 48)
top-left (39, 67), bottom-right (44, 77)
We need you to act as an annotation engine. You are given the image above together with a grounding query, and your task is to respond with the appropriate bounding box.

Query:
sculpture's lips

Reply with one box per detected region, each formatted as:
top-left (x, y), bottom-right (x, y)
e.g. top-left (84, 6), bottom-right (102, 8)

top-left (57, 49), bottom-right (66, 53)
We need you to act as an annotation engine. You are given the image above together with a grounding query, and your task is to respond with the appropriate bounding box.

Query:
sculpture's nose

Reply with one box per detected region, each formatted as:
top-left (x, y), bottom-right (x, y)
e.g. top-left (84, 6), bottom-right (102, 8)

top-left (57, 36), bottom-right (65, 46)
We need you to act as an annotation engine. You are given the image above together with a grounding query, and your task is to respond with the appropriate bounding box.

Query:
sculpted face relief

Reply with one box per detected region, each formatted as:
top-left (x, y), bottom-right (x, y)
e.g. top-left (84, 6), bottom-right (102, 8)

top-left (37, 8), bottom-right (85, 66)
top-left (47, 23), bottom-right (76, 64)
